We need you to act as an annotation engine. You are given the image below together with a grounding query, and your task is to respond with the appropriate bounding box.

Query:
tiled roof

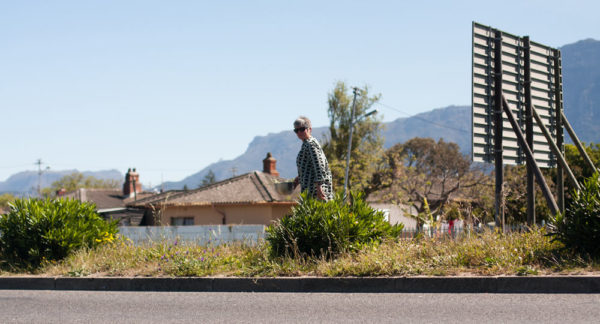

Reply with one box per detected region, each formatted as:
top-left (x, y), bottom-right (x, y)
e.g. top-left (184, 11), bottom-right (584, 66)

top-left (64, 188), bottom-right (155, 209)
top-left (128, 171), bottom-right (299, 207)
top-left (129, 190), bottom-right (184, 205)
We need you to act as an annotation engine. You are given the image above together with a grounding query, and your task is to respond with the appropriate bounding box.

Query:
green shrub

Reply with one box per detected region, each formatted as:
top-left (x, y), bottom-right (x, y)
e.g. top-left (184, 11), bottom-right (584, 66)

top-left (548, 172), bottom-right (600, 257)
top-left (0, 198), bottom-right (118, 270)
top-left (266, 191), bottom-right (404, 259)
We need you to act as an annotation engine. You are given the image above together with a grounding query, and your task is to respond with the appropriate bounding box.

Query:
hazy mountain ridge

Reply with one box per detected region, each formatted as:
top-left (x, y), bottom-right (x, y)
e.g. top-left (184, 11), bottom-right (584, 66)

top-left (0, 170), bottom-right (123, 195)
top-left (161, 106), bottom-right (471, 190)
top-left (160, 127), bottom-right (330, 190)
top-left (561, 38), bottom-right (600, 144)
top-left (382, 105), bottom-right (471, 151)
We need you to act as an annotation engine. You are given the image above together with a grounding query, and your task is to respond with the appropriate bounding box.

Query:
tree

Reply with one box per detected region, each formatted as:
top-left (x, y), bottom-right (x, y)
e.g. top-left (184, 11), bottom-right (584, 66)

top-left (0, 193), bottom-right (17, 210)
top-left (322, 81), bottom-right (385, 193)
top-left (537, 142), bottom-right (600, 211)
top-left (563, 142), bottom-right (600, 181)
top-left (42, 172), bottom-right (120, 197)
top-left (548, 171), bottom-right (600, 257)
top-left (367, 137), bottom-right (488, 217)
top-left (500, 165), bottom-right (553, 224)
top-left (199, 170), bottom-right (217, 188)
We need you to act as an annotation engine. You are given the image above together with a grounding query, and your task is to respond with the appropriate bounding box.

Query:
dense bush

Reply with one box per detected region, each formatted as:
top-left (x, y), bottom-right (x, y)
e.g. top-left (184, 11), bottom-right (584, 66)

top-left (548, 172), bottom-right (600, 257)
top-left (0, 198), bottom-right (118, 270)
top-left (266, 192), bottom-right (404, 258)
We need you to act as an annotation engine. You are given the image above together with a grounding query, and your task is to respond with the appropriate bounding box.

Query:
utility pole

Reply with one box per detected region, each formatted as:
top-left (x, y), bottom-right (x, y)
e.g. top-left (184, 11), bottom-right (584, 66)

top-left (493, 32), bottom-right (504, 230)
top-left (342, 88), bottom-right (377, 201)
top-left (343, 87), bottom-right (359, 200)
top-left (35, 159), bottom-right (50, 197)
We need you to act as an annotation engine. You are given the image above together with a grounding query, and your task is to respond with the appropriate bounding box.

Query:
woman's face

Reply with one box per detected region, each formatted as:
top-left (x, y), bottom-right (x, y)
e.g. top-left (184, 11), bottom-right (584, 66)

top-left (294, 126), bottom-right (311, 140)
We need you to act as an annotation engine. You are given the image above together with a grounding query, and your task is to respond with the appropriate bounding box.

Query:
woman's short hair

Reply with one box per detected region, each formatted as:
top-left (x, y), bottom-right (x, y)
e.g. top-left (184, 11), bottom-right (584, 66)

top-left (294, 116), bottom-right (312, 129)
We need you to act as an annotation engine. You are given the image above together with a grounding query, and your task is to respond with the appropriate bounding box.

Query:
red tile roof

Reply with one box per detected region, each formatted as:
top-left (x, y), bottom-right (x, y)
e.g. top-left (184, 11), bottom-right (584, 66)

top-left (128, 171), bottom-right (299, 207)
top-left (63, 188), bottom-right (155, 209)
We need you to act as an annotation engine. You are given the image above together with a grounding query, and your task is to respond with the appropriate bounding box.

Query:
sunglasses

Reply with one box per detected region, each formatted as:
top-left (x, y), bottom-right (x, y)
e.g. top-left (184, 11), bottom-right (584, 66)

top-left (294, 127), bottom-right (307, 133)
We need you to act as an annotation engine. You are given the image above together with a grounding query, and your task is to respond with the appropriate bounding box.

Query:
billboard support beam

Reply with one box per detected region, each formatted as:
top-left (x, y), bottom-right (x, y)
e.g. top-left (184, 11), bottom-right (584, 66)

top-left (493, 32), bottom-right (504, 229)
top-left (561, 111), bottom-right (598, 174)
top-left (502, 95), bottom-right (559, 216)
top-left (532, 105), bottom-right (580, 191)
top-left (524, 36), bottom-right (535, 226)
top-left (553, 50), bottom-right (565, 212)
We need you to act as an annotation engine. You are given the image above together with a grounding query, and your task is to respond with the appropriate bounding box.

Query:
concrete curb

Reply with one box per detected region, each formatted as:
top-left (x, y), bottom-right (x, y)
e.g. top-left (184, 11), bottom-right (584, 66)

top-left (1, 276), bottom-right (600, 293)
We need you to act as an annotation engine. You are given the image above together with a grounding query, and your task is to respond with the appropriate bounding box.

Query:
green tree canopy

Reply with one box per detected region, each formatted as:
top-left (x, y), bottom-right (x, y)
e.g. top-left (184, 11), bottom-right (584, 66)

top-left (199, 170), bottom-right (217, 188)
top-left (0, 193), bottom-right (18, 210)
top-left (367, 137), bottom-right (488, 217)
top-left (322, 81), bottom-right (384, 193)
top-left (42, 172), bottom-right (120, 197)
top-left (563, 142), bottom-right (600, 181)
top-left (499, 165), bottom-right (553, 224)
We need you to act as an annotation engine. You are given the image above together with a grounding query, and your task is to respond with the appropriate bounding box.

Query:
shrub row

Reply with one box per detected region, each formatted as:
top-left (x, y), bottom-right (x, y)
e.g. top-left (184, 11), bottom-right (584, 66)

top-left (548, 172), bottom-right (600, 257)
top-left (0, 198), bottom-right (118, 270)
top-left (266, 191), bottom-right (403, 258)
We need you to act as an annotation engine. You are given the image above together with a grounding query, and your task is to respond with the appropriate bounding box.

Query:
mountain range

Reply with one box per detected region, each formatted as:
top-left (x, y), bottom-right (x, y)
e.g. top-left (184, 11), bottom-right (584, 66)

top-left (2, 38), bottom-right (598, 193)
top-left (158, 105), bottom-right (471, 190)
top-left (561, 39), bottom-right (600, 143)
top-left (0, 170), bottom-right (122, 196)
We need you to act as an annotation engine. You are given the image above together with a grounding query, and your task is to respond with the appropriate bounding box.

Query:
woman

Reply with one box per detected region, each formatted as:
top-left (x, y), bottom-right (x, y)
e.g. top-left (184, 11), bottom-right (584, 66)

top-left (293, 116), bottom-right (334, 201)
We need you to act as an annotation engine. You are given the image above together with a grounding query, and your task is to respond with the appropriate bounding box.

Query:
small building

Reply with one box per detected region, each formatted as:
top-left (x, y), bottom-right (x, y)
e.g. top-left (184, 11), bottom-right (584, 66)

top-left (368, 202), bottom-right (418, 230)
top-left (129, 153), bottom-right (299, 226)
top-left (62, 168), bottom-right (155, 225)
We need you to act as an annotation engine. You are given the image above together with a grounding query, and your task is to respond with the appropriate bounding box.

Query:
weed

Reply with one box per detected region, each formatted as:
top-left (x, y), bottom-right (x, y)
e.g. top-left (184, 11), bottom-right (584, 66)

top-left (12, 227), bottom-right (597, 278)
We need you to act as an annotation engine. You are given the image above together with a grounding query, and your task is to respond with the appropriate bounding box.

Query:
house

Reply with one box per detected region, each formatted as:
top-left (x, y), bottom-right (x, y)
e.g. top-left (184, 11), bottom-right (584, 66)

top-left (128, 153), bottom-right (299, 226)
top-left (62, 168), bottom-right (155, 225)
top-left (368, 202), bottom-right (418, 230)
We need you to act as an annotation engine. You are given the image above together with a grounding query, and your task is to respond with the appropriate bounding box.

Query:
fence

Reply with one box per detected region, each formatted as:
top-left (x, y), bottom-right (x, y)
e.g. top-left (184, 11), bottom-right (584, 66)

top-left (0, 223), bottom-right (535, 246)
top-left (398, 223), bottom-right (535, 239)
top-left (118, 225), bottom-right (266, 245)
top-left (117, 222), bottom-right (536, 245)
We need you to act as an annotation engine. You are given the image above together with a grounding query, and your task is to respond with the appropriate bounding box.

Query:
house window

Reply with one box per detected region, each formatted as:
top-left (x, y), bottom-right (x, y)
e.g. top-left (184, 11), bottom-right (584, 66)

top-left (171, 217), bottom-right (194, 226)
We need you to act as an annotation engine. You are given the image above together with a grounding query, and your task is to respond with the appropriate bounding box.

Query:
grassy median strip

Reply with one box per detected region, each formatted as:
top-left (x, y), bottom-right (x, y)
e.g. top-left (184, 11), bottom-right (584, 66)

top-left (1, 228), bottom-right (597, 277)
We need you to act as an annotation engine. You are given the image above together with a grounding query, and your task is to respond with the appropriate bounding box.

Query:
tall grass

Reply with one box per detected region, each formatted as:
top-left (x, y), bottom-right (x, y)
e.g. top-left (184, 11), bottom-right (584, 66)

top-left (318, 229), bottom-right (590, 276)
top-left (5, 228), bottom-right (597, 277)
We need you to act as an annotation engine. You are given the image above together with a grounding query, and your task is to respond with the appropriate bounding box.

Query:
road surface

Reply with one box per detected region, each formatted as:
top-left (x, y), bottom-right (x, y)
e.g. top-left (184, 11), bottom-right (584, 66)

top-left (1, 290), bottom-right (599, 323)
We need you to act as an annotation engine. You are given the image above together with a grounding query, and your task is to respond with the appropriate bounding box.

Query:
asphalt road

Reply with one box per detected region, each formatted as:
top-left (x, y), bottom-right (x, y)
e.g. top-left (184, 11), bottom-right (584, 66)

top-left (1, 290), bottom-right (599, 323)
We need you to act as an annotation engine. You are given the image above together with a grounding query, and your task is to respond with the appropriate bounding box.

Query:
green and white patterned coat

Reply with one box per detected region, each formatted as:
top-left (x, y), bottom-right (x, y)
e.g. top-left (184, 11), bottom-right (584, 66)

top-left (296, 137), bottom-right (333, 200)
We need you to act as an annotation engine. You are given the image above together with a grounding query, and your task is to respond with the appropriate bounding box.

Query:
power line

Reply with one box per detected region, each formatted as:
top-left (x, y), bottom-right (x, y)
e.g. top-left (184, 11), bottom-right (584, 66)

top-left (375, 102), bottom-right (470, 134)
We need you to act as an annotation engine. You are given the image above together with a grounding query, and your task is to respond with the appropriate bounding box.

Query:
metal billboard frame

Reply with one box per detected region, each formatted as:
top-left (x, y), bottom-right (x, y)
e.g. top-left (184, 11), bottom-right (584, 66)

top-left (471, 22), bottom-right (565, 228)
top-left (472, 22), bottom-right (560, 168)
top-left (471, 22), bottom-right (598, 229)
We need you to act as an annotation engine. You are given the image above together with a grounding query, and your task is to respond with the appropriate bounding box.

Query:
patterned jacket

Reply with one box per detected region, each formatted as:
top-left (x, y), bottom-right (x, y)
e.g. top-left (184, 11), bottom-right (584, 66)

top-left (296, 137), bottom-right (333, 200)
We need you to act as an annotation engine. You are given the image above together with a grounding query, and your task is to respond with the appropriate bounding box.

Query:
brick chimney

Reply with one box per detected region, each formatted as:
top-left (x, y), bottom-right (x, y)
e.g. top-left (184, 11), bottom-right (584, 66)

top-left (262, 153), bottom-right (280, 177)
top-left (123, 168), bottom-right (142, 197)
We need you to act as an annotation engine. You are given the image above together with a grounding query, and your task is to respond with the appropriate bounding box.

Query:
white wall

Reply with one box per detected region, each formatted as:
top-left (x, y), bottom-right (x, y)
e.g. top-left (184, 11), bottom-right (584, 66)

top-left (369, 203), bottom-right (418, 230)
top-left (118, 225), bottom-right (266, 245)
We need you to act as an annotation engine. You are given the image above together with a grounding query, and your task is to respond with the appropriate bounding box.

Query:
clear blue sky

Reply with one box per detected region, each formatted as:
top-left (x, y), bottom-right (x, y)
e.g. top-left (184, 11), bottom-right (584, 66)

top-left (2, 0), bottom-right (599, 187)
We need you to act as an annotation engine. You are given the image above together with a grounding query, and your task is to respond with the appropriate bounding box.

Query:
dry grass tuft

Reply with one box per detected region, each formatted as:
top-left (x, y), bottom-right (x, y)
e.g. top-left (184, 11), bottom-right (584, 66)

top-left (6, 228), bottom-right (598, 277)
